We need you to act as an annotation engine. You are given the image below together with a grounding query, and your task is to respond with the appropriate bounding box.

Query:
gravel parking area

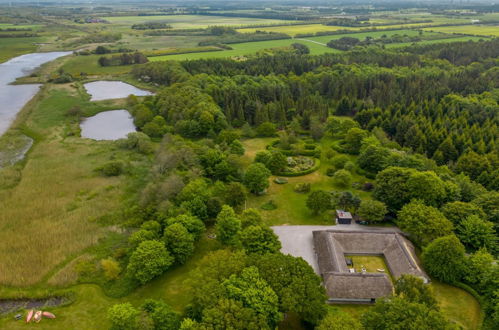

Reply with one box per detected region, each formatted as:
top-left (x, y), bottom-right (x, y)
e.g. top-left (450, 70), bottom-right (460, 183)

top-left (271, 224), bottom-right (401, 274)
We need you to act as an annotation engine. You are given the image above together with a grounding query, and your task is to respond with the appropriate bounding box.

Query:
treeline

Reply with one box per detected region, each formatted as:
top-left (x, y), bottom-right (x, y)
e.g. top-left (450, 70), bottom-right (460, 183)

top-left (98, 52), bottom-right (148, 66)
top-left (326, 34), bottom-right (423, 50)
top-left (0, 32), bottom-right (39, 38)
top-left (68, 32), bottom-right (121, 46)
top-left (198, 31), bottom-right (291, 46)
top-left (131, 22), bottom-right (172, 30)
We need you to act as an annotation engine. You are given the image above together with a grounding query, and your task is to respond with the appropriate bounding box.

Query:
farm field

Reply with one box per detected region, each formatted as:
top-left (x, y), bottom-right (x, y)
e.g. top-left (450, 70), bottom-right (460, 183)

top-left (147, 29), bottom-right (485, 62)
top-left (423, 24), bottom-right (499, 37)
top-left (148, 38), bottom-right (339, 61)
top-left (236, 21), bottom-right (480, 36)
top-left (101, 15), bottom-right (294, 28)
top-left (237, 24), bottom-right (360, 36)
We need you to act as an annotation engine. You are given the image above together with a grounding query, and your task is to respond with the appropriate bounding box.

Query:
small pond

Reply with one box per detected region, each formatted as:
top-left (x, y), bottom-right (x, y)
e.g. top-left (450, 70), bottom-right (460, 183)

top-left (83, 81), bottom-right (152, 101)
top-left (80, 110), bottom-right (136, 141)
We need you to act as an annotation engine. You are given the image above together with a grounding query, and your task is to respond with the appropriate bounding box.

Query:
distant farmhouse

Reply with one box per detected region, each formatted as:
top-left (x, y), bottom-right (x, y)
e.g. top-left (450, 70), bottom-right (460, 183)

top-left (313, 229), bottom-right (428, 303)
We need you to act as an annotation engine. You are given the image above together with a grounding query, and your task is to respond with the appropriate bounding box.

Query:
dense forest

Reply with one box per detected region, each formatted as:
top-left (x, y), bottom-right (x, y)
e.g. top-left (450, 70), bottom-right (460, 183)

top-left (106, 38), bottom-right (499, 329)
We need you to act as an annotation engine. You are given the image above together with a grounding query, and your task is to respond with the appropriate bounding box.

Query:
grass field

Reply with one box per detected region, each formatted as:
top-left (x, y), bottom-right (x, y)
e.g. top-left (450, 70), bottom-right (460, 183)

top-left (101, 15), bottom-right (293, 28)
top-left (0, 37), bottom-right (47, 63)
top-left (423, 24), bottom-right (499, 37)
top-left (60, 55), bottom-right (133, 76)
top-left (431, 281), bottom-right (482, 330)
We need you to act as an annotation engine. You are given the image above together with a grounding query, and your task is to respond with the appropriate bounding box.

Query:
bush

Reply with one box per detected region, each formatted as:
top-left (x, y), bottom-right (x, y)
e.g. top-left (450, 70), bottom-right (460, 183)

top-left (326, 167), bottom-right (336, 177)
top-left (332, 169), bottom-right (352, 187)
top-left (294, 182), bottom-right (311, 193)
top-left (331, 155), bottom-right (349, 169)
top-left (101, 258), bottom-right (122, 280)
top-left (108, 303), bottom-right (139, 330)
top-left (256, 122), bottom-right (277, 137)
top-left (362, 182), bottom-right (374, 191)
top-left (97, 161), bottom-right (125, 176)
top-left (261, 200), bottom-right (278, 210)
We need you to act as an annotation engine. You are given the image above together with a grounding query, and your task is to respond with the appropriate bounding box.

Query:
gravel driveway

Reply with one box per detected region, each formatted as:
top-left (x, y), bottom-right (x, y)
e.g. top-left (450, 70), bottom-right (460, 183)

top-left (271, 224), bottom-right (401, 274)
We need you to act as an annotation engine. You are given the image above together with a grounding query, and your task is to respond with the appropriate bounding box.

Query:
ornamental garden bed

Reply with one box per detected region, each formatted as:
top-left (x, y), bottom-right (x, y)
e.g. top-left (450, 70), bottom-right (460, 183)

top-left (279, 156), bottom-right (321, 177)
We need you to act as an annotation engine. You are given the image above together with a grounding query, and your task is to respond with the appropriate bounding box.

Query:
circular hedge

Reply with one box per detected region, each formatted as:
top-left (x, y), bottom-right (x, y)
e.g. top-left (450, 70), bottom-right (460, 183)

top-left (278, 157), bottom-right (321, 177)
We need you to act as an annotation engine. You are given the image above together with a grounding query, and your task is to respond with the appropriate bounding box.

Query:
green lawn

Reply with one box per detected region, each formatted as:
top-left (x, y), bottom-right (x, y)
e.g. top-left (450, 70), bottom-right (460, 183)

top-left (346, 255), bottom-right (391, 277)
top-left (431, 281), bottom-right (482, 330)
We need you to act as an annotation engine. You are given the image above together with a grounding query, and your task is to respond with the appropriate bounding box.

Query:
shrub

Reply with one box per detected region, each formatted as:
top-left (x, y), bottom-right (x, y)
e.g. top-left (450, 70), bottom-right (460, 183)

top-left (358, 200), bottom-right (388, 223)
top-left (256, 122), bottom-right (277, 137)
top-left (331, 155), bottom-right (349, 169)
top-left (97, 161), bottom-right (125, 177)
top-left (326, 167), bottom-right (336, 177)
top-left (333, 169), bottom-right (352, 188)
top-left (101, 258), bottom-right (122, 280)
top-left (108, 303), bottom-right (139, 330)
top-left (294, 182), bottom-right (311, 193)
top-left (127, 240), bottom-right (174, 284)
top-left (362, 182), bottom-right (374, 191)
top-left (261, 200), bottom-right (278, 210)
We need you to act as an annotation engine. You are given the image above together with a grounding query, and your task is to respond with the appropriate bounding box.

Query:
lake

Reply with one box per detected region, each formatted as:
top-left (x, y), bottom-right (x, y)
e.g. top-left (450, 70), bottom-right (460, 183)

top-left (83, 81), bottom-right (153, 101)
top-left (80, 110), bottom-right (136, 140)
top-left (0, 51), bottom-right (71, 137)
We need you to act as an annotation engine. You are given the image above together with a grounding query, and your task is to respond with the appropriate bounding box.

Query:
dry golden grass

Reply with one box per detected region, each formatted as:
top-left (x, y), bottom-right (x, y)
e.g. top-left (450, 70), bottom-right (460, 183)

top-left (47, 254), bottom-right (93, 287)
top-left (0, 137), bottom-right (121, 286)
top-left (0, 86), bottom-right (124, 286)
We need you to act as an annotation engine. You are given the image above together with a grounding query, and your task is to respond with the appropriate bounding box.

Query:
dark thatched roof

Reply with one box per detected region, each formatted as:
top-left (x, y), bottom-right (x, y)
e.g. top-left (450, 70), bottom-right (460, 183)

top-left (313, 229), bottom-right (429, 301)
top-left (324, 273), bottom-right (393, 300)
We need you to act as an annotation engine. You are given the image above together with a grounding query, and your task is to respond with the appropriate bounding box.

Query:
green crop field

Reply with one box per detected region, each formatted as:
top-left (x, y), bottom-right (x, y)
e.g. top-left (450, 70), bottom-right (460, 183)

top-left (101, 15), bottom-right (293, 28)
top-left (237, 24), bottom-right (360, 36)
top-left (0, 23), bottom-right (43, 29)
top-left (423, 24), bottom-right (499, 36)
top-left (148, 38), bottom-right (340, 61)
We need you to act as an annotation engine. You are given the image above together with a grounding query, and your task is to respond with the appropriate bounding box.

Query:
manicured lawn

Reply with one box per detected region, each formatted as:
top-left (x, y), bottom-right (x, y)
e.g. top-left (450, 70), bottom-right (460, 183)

top-left (431, 281), bottom-right (482, 330)
top-left (346, 255), bottom-right (391, 277)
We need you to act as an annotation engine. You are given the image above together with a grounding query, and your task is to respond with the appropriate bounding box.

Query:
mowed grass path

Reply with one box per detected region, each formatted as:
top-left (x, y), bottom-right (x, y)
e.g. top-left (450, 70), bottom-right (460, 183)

top-left (101, 15), bottom-right (293, 28)
top-left (0, 86), bottom-right (124, 286)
